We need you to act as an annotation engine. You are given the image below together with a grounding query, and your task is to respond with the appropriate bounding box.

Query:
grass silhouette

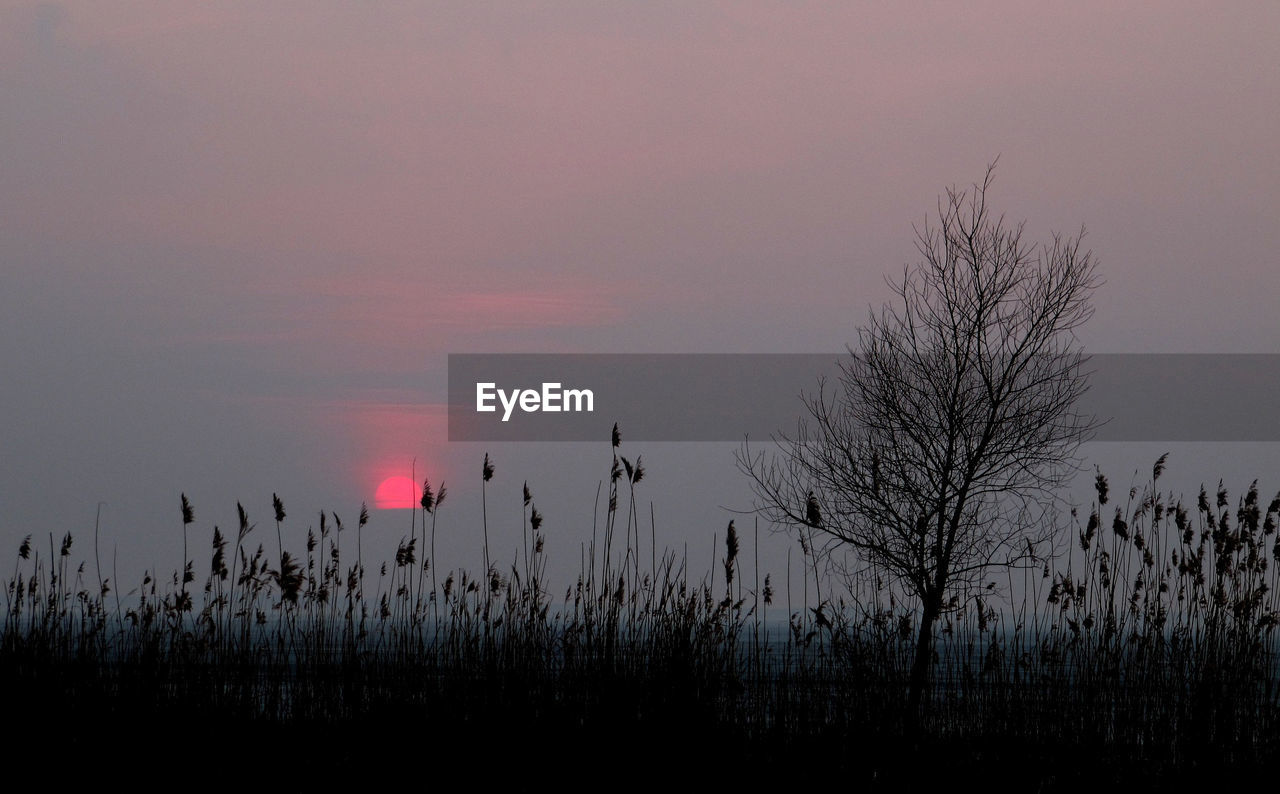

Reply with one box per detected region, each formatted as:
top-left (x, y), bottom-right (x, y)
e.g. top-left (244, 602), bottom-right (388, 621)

top-left (3, 434), bottom-right (1279, 784)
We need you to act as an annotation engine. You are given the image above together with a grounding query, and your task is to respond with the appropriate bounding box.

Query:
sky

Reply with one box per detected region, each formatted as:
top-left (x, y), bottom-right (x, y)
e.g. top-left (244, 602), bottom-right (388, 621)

top-left (2, 1), bottom-right (1278, 592)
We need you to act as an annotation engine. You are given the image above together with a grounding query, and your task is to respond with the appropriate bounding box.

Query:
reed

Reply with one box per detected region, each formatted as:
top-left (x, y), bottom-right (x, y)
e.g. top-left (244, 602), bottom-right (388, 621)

top-left (2, 442), bottom-right (1277, 782)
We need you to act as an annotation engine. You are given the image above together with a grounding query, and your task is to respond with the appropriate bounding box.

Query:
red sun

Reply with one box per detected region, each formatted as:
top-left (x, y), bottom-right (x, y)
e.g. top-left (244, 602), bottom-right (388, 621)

top-left (374, 475), bottom-right (418, 509)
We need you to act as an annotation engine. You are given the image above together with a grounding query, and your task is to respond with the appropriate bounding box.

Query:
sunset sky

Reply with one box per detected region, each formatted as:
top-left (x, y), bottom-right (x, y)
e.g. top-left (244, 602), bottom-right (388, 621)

top-left (3, 2), bottom-right (1278, 584)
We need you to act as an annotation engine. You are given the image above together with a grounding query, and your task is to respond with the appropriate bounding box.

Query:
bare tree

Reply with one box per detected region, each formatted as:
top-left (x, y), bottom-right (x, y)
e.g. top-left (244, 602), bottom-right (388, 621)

top-left (737, 163), bottom-right (1101, 722)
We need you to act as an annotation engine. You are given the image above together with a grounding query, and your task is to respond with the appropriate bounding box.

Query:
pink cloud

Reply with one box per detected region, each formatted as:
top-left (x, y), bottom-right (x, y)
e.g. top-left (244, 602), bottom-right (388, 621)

top-left (152, 277), bottom-right (627, 375)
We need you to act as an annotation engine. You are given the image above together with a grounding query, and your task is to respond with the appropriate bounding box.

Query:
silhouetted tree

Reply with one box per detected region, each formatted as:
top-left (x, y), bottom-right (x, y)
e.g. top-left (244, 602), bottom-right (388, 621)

top-left (738, 163), bottom-right (1101, 724)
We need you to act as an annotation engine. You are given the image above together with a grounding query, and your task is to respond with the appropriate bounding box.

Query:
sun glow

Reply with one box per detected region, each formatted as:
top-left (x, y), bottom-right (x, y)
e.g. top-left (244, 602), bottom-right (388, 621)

top-left (374, 475), bottom-right (418, 509)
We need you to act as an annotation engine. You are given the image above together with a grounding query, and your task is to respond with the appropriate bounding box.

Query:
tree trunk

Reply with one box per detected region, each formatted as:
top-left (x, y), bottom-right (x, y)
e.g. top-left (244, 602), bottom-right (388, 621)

top-left (906, 597), bottom-right (938, 733)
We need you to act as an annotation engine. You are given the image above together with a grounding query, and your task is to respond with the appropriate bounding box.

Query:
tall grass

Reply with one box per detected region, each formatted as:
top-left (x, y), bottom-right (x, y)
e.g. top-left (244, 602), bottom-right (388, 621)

top-left (3, 441), bottom-right (1279, 780)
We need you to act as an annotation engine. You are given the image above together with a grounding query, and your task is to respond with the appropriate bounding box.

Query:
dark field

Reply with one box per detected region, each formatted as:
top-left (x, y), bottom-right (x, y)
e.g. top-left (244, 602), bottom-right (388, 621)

top-left (5, 453), bottom-right (1280, 787)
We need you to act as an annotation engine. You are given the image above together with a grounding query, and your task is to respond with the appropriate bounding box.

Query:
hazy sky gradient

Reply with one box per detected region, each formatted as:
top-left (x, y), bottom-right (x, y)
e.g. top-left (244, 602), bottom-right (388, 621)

top-left (3, 1), bottom-right (1278, 584)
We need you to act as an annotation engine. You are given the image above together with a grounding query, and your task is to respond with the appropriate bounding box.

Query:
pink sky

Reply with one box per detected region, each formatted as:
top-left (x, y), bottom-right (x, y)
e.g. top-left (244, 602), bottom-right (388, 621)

top-left (2, 1), bottom-right (1278, 582)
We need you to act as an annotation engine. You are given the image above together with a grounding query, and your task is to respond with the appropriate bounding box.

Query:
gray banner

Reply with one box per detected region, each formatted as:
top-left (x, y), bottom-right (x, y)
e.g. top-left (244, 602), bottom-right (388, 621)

top-left (447, 354), bottom-right (1280, 442)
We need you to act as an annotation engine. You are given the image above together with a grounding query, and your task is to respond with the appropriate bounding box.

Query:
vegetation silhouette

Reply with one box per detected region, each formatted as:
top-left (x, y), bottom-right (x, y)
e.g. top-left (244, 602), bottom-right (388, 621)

top-left (738, 163), bottom-right (1102, 724)
top-left (3, 435), bottom-right (1280, 781)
